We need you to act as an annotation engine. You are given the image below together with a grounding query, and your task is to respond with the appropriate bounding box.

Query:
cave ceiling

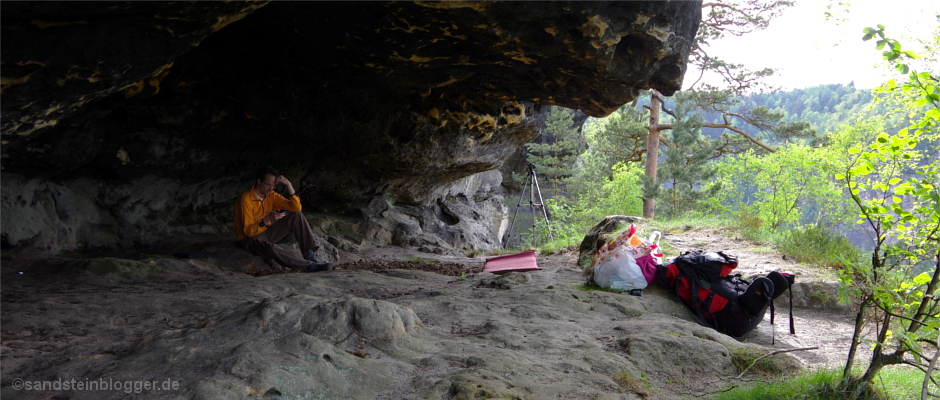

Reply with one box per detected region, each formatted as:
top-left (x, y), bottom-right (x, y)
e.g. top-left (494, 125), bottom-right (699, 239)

top-left (1, 1), bottom-right (699, 197)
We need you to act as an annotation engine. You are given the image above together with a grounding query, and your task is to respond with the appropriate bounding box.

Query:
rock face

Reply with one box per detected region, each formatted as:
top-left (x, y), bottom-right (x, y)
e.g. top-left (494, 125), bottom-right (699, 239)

top-left (1, 1), bottom-right (701, 254)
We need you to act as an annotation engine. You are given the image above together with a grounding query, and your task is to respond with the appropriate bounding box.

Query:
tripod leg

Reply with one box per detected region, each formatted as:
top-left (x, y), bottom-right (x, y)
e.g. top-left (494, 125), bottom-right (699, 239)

top-left (530, 170), bottom-right (537, 239)
top-left (530, 170), bottom-right (553, 242)
top-left (503, 171), bottom-right (531, 248)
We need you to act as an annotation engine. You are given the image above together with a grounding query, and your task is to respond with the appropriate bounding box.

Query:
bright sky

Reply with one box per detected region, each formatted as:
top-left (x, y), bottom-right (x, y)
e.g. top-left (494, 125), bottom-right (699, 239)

top-left (696, 0), bottom-right (940, 91)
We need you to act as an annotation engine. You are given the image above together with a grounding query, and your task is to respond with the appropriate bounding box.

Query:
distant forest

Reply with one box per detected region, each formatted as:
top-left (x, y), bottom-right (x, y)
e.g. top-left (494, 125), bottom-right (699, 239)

top-left (740, 83), bottom-right (873, 136)
top-left (702, 83), bottom-right (905, 140)
top-left (621, 83), bottom-right (914, 144)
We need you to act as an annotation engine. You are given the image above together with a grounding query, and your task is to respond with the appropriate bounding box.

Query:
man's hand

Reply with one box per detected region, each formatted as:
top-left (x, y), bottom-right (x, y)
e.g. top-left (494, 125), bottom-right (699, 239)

top-left (261, 210), bottom-right (287, 226)
top-left (275, 175), bottom-right (296, 196)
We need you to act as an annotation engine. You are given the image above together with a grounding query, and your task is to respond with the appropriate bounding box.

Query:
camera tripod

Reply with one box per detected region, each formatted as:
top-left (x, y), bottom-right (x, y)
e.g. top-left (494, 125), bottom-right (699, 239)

top-left (503, 163), bottom-right (553, 247)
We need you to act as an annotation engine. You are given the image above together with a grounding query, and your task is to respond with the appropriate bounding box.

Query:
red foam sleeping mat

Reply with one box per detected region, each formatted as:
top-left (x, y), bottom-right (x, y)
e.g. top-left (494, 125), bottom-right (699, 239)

top-left (483, 250), bottom-right (539, 274)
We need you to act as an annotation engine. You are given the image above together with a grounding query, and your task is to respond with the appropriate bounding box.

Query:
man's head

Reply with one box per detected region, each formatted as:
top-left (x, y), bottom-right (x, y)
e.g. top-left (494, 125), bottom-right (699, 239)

top-left (254, 166), bottom-right (279, 196)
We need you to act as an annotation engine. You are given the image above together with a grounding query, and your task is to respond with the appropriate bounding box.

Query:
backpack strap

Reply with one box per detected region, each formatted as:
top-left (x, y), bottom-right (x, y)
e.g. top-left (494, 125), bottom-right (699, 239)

top-left (701, 290), bottom-right (720, 330)
top-left (655, 263), bottom-right (670, 287)
top-left (767, 270), bottom-right (797, 335)
top-left (788, 277), bottom-right (795, 334)
top-left (675, 263), bottom-right (714, 329)
top-left (770, 296), bottom-right (776, 345)
top-left (770, 292), bottom-right (776, 326)
top-left (770, 277), bottom-right (797, 343)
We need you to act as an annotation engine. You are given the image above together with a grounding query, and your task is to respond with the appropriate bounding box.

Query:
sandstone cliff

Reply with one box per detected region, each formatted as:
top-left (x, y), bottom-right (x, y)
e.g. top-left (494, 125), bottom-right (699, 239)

top-left (1, 1), bottom-right (700, 255)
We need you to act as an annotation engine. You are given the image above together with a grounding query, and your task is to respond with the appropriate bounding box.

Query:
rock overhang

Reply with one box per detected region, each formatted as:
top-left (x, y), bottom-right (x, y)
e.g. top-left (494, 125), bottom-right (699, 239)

top-left (0, 1), bottom-right (701, 253)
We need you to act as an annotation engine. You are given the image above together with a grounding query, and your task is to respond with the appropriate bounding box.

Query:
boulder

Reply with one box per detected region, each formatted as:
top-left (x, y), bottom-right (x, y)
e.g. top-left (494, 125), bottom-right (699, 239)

top-left (577, 215), bottom-right (642, 267)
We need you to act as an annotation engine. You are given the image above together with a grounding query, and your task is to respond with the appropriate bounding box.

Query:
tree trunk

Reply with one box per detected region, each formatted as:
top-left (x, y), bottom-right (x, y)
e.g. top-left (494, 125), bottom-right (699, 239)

top-left (842, 296), bottom-right (870, 387)
top-left (853, 346), bottom-right (905, 399)
top-left (923, 328), bottom-right (940, 400)
top-left (643, 90), bottom-right (662, 219)
top-left (671, 179), bottom-right (678, 213)
top-left (851, 308), bottom-right (895, 400)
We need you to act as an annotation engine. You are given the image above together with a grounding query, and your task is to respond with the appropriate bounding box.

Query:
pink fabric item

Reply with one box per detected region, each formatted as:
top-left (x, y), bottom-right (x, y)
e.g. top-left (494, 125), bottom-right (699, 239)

top-left (636, 254), bottom-right (660, 285)
top-left (483, 250), bottom-right (539, 274)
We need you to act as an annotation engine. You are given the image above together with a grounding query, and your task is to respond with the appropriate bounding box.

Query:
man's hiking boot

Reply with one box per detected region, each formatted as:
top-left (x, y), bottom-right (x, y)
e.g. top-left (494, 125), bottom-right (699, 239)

top-left (306, 262), bottom-right (334, 273)
top-left (303, 249), bottom-right (333, 272)
top-left (303, 249), bottom-right (319, 263)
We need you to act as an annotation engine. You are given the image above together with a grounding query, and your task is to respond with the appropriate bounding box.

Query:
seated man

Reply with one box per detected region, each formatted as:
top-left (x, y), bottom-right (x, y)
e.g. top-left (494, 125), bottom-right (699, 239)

top-left (233, 166), bottom-right (332, 272)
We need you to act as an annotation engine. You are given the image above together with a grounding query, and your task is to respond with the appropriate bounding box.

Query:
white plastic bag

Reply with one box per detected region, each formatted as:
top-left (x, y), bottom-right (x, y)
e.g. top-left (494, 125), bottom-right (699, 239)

top-left (592, 252), bottom-right (648, 291)
top-left (642, 231), bottom-right (663, 263)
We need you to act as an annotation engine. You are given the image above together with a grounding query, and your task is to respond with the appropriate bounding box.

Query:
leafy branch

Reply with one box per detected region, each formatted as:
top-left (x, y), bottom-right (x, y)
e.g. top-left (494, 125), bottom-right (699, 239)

top-left (833, 23), bottom-right (940, 400)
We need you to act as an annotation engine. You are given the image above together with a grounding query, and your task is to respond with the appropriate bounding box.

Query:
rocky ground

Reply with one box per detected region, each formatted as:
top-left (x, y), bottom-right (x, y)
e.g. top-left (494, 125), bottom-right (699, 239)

top-left (0, 226), bottom-right (863, 400)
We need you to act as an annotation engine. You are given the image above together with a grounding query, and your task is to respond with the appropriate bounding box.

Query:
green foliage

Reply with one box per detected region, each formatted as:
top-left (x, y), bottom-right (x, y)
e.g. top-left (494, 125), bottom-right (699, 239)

top-left (551, 0), bottom-right (813, 223)
top-left (508, 106), bottom-right (588, 250)
top-left (833, 25), bottom-right (940, 400)
top-left (836, 120), bottom-right (940, 397)
top-left (575, 102), bottom-right (649, 167)
top-left (536, 161), bottom-right (645, 254)
top-left (655, 94), bottom-right (723, 217)
top-left (732, 83), bottom-right (896, 141)
top-left (873, 365), bottom-right (932, 400)
top-left (576, 162), bottom-right (644, 218)
top-left (525, 106), bottom-right (584, 198)
top-left (729, 347), bottom-right (789, 377)
top-left (711, 368), bottom-right (891, 400)
top-left (575, 283), bottom-right (630, 296)
top-left (775, 225), bottom-right (865, 270)
top-left (515, 197), bottom-right (587, 251)
top-left (686, 88), bottom-right (820, 147)
top-left (709, 136), bottom-right (858, 234)
top-left (731, 206), bottom-right (765, 240)
top-left (507, 19), bottom-right (938, 400)
top-left (548, 105), bottom-right (648, 251)
top-left (713, 365), bottom-right (922, 400)
top-left (404, 257), bottom-right (439, 264)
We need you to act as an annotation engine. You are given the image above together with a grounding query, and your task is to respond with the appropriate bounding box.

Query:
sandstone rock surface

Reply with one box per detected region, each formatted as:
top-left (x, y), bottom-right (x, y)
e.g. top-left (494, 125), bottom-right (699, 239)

top-left (1, 222), bottom-right (872, 400)
top-left (1, 1), bottom-right (701, 255)
top-left (1, 246), bottom-right (807, 400)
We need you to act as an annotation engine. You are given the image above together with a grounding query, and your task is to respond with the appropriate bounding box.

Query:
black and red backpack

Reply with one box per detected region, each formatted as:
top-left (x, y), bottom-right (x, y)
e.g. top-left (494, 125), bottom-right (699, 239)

top-left (656, 250), bottom-right (794, 338)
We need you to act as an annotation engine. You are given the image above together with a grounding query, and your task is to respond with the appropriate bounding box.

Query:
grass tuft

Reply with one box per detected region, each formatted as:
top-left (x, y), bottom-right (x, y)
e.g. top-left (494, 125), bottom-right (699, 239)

top-left (404, 257), bottom-right (439, 264)
top-left (734, 208), bottom-right (766, 240)
top-left (773, 225), bottom-right (864, 270)
top-left (713, 365), bottom-right (923, 400)
top-left (729, 347), bottom-right (789, 377)
top-left (463, 248), bottom-right (484, 258)
top-left (575, 283), bottom-right (624, 294)
top-left (537, 240), bottom-right (579, 255)
top-left (612, 371), bottom-right (652, 398)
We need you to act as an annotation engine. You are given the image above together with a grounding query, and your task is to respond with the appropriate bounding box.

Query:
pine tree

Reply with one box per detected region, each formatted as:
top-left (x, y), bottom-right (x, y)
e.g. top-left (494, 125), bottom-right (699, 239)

top-left (654, 94), bottom-right (722, 217)
top-left (524, 106), bottom-right (583, 198)
top-left (588, 102), bottom-right (649, 164)
top-left (639, 0), bottom-right (812, 219)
